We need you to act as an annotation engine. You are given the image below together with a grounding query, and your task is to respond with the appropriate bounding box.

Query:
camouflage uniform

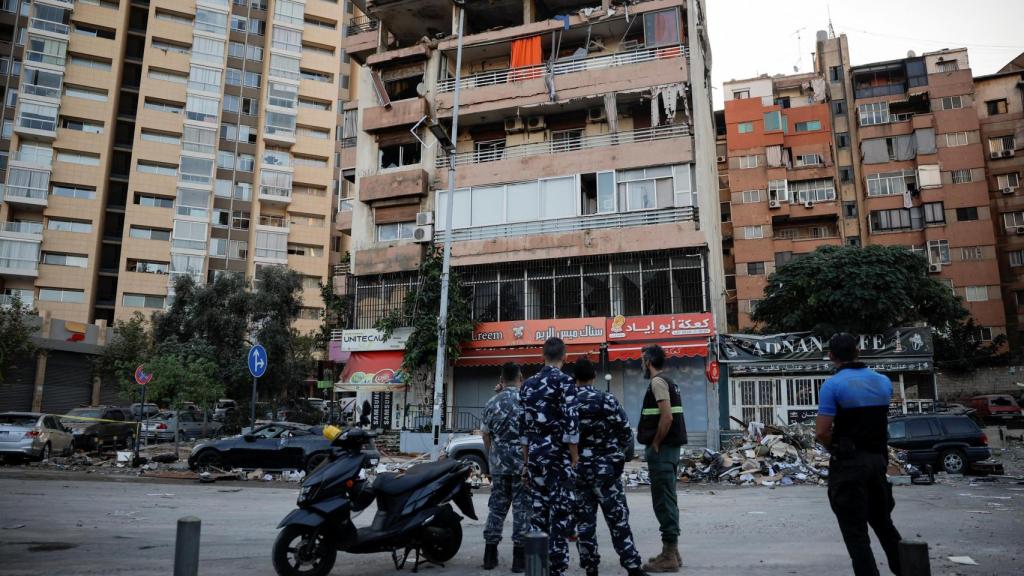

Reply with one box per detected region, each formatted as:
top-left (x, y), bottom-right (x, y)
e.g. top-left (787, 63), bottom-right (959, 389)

top-left (481, 387), bottom-right (529, 547)
top-left (519, 365), bottom-right (579, 576)
top-left (575, 385), bottom-right (643, 572)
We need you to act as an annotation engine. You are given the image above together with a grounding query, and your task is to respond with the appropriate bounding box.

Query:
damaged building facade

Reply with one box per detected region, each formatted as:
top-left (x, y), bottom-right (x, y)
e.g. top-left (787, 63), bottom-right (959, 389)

top-left (336, 0), bottom-right (725, 448)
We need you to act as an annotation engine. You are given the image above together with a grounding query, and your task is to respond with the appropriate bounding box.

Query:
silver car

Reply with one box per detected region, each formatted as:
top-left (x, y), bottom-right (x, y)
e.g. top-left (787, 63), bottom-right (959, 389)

top-left (142, 411), bottom-right (223, 442)
top-left (0, 412), bottom-right (74, 461)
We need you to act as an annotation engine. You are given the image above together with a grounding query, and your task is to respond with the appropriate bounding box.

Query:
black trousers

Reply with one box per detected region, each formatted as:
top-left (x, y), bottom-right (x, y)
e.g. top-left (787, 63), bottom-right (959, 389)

top-left (828, 452), bottom-right (903, 576)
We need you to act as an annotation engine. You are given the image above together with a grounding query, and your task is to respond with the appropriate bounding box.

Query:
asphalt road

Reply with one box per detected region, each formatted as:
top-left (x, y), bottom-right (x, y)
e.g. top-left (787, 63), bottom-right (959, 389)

top-left (0, 472), bottom-right (1021, 576)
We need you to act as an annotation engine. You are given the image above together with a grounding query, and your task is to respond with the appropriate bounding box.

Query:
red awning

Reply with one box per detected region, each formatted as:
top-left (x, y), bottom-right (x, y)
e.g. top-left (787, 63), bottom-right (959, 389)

top-left (457, 344), bottom-right (599, 367)
top-left (338, 351), bottom-right (407, 391)
top-left (607, 341), bottom-right (708, 362)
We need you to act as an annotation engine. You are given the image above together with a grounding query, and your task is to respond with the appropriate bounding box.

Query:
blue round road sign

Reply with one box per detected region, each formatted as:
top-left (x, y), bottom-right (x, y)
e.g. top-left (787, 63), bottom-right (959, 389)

top-left (248, 344), bottom-right (268, 378)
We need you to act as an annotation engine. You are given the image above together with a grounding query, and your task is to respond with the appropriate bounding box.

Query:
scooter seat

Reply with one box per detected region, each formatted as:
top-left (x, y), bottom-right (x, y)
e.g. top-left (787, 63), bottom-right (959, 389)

top-left (373, 460), bottom-right (462, 496)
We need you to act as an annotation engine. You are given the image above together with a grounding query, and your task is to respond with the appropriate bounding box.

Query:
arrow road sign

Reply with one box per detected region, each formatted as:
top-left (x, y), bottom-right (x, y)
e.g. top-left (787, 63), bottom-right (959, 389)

top-left (248, 345), bottom-right (268, 378)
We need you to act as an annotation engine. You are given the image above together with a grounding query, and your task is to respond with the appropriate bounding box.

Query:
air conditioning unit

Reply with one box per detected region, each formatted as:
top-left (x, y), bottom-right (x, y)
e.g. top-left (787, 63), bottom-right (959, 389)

top-left (413, 224), bottom-right (433, 243)
top-left (587, 107), bottom-right (607, 123)
top-left (415, 211), bottom-right (434, 226)
top-left (1002, 187), bottom-right (1016, 195)
top-left (526, 116), bottom-right (546, 131)
top-left (1016, 226), bottom-right (1024, 236)
top-left (716, 155), bottom-right (727, 163)
top-left (768, 199), bottom-right (781, 209)
top-left (1003, 149), bottom-right (1015, 158)
top-left (927, 263), bottom-right (942, 274)
top-left (803, 201), bottom-right (814, 209)
top-left (990, 152), bottom-right (1002, 160)
top-left (504, 116), bottom-right (524, 133)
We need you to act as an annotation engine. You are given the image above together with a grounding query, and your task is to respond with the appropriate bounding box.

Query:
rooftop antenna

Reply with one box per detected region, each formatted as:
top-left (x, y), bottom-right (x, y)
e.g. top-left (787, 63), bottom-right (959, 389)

top-left (827, 4), bottom-right (836, 39)
top-left (792, 27), bottom-right (807, 72)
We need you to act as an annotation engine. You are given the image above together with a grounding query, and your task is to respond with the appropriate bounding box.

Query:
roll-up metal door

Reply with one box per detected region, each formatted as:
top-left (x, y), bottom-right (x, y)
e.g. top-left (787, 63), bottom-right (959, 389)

top-left (99, 374), bottom-right (131, 407)
top-left (0, 358), bottom-right (37, 412)
top-left (41, 352), bottom-right (93, 414)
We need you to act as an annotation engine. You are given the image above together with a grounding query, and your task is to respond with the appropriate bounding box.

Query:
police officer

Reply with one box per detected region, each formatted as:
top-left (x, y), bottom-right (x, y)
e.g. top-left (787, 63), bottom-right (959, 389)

top-left (519, 337), bottom-right (579, 576)
top-left (573, 357), bottom-right (647, 576)
top-left (816, 333), bottom-right (903, 576)
top-left (481, 362), bottom-right (529, 572)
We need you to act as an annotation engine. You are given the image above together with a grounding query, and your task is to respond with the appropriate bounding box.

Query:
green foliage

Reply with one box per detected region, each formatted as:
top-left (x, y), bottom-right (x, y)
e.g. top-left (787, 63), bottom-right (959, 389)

top-left (0, 295), bottom-right (37, 385)
top-left (933, 317), bottom-right (1007, 371)
top-left (317, 274), bottom-right (353, 349)
top-left (376, 247), bottom-right (474, 380)
top-left (251, 266), bottom-right (310, 400)
top-left (98, 312), bottom-right (153, 401)
top-left (146, 338), bottom-right (223, 410)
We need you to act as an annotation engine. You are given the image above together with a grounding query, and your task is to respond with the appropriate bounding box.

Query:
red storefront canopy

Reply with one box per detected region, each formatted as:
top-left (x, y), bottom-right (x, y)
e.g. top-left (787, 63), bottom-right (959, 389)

top-left (456, 344), bottom-right (599, 367)
top-left (606, 341), bottom-right (708, 362)
top-left (338, 351), bottom-right (407, 391)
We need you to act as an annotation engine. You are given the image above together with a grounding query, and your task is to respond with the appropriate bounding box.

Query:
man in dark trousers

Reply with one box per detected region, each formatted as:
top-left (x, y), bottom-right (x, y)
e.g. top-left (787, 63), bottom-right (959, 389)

top-left (519, 337), bottom-right (579, 576)
top-left (816, 333), bottom-right (903, 576)
top-left (637, 344), bottom-right (686, 573)
top-left (481, 362), bottom-right (529, 572)
top-left (573, 357), bottom-right (648, 576)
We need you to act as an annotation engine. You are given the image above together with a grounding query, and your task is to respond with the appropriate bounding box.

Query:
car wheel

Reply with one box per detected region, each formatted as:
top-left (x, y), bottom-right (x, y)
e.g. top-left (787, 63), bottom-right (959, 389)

top-left (459, 453), bottom-right (487, 477)
top-left (305, 452), bottom-right (328, 473)
top-left (37, 443), bottom-right (51, 462)
top-left (940, 449), bottom-right (967, 474)
top-left (194, 450), bottom-right (224, 472)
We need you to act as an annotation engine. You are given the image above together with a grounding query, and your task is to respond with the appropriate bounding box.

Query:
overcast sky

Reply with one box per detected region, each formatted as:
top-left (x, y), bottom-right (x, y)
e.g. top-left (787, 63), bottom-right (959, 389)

top-left (705, 0), bottom-right (1024, 109)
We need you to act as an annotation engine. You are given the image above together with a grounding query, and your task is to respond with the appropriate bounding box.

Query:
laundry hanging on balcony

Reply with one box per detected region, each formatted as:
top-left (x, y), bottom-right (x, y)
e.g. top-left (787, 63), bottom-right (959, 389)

top-left (650, 83), bottom-right (686, 126)
top-left (510, 35), bottom-right (543, 82)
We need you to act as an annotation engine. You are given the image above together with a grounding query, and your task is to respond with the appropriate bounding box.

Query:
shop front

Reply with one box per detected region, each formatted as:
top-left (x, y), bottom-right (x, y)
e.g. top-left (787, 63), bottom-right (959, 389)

top-left (335, 328), bottom-right (412, 429)
top-left (719, 328), bottom-right (935, 430)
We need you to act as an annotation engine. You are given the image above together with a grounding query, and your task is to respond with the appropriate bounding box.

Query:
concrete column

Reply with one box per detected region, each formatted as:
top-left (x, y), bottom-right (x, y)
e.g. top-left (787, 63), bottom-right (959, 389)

top-left (523, 0), bottom-right (536, 25)
top-left (31, 351), bottom-right (48, 413)
top-left (91, 374), bottom-right (102, 406)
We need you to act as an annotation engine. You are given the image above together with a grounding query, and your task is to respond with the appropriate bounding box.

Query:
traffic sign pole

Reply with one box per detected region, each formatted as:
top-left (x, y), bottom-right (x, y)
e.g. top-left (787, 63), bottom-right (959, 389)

top-left (132, 364), bottom-right (153, 463)
top-left (250, 376), bottom-right (257, 431)
top-left (247, 345), bottom-right (268, 432)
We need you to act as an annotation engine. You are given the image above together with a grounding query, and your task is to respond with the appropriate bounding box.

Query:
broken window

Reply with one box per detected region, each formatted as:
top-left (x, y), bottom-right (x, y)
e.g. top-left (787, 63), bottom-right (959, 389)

top-left (550, 129), bottom-right (583, 153)
top-left (474, 139), bottom-right (506, 162)
top-left (580, 172), bottom-right (615, 215)
top-left (643, 9), bottom-right (681, 48)
top-left (986, 99), bottom-right (1008, 116)
top-left (376, 61), bottom-right (424, 102)
top-left (378, 141), bottom-right (420, 169)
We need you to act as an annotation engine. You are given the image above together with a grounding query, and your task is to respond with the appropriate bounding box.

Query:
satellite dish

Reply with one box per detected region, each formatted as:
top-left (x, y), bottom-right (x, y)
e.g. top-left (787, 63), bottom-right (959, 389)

top-left (416, 82), bottom-right (427, 97)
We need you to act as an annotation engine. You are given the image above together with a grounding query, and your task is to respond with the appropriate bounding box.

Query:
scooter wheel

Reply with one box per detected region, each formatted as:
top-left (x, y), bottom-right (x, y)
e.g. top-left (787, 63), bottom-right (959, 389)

top-left (272, 525), bottom-right (337, 576)
top-left (421, 520), bottom-right (462, 564)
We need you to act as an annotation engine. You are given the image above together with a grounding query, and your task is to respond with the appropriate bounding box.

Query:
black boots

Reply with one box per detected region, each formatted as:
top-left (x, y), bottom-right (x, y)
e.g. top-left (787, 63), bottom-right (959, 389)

top-left (483, 544), bottom-right (499, 570)
top-left (628, 568), bottom-right (652, 576)
top-left (586, 568), bottom-right (599, 576)
top-left (512, 546), bottom-right (525, 573)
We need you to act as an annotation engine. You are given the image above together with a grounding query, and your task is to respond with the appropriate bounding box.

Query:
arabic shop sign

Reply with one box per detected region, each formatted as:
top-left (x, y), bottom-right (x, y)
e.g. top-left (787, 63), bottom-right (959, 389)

top-left (339, 327), bottom-right (412, 352)
top-left (719, 328), bottom-right (933, 365)
top-left (466, 318), bottom-right (606, 349)
top-left (728, 359), bottom-right (933, 375)
top-left (607, 313), bottom-right (714, 342)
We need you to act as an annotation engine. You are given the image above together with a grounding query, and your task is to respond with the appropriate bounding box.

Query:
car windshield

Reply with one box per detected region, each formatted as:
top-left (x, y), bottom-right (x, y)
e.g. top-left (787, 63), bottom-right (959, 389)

top-left (154, 412), bottom-right (176, 420)
top-left (991, 397), bottom-right (1015, 407)
top-left (0, 415), bottom-right (38, 427)
top-left (253, 425), bottom-right (287, 438)
top-left (66, 409), bottom-right (102, 419)
top-left (217, 402), bottom-right (234, 409)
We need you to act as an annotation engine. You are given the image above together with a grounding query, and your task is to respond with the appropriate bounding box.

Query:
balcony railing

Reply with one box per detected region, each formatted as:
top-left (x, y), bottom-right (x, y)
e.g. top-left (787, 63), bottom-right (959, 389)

top-left (258, 215), bottom-right (289, 228)
top-left (346, 15), bottom-right (379, 36)
top-left (333, 262), bottom-right (351, 277)
top-left (437, 123), bottom-right (690, 168)
top-left (4, 186), bottom-right (48, 202)
top-left (260, 186), bottom-right (292, 200)
top-left (30, 18), bottom-right (70, 36)
top-left (437, 206), bottom-right (697, 243)
top-left (0, 291), bottom-right (34, 308)
top-left (436, 45), bottom-right (687, 93)
top-left (1, 221), bottom-right (44, 235)
top-left (0, 257), bottom-right (39, 272)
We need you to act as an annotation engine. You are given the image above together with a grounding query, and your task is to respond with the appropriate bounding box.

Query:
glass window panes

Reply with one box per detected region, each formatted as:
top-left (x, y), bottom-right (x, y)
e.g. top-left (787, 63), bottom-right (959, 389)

top-left (179, 156), bottom-right (214, 185)
top-left (195, 9), bottom-right (228, 35)
top-left (192, 35), bottom-right (225, 64)
top-left (272, 26), bottom-right (302, 53)
top-left (38, 288), bottom-right (84, 303)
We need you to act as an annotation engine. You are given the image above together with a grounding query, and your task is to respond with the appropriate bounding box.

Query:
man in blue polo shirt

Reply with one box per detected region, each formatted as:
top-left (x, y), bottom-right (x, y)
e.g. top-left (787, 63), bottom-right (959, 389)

top-left (816, 333), bottom-right (903, 576)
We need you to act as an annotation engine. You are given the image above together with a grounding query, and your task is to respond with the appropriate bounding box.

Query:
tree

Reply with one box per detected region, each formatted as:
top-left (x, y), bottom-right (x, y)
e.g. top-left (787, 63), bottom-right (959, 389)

top-left (251, 266), bottom-right (307, 404)
top-left (98, 312), bottom-right (153, 402)
top-left (146, 338), bottom-right (223, 450)
top-left (0, 295), bottom-right (37, 386)
top-left (933, 317), bottom-right (1007, 371)
top-left (376, 247), bottom-right (474, 394)
top-left (317, 274), bottom-right (353, 349)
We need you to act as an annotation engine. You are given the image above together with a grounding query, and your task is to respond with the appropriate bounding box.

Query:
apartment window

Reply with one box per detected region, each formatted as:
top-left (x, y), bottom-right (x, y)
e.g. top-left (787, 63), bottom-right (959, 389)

top-left (140, 131), bottom-right (180, 145)
top-left (175, 188), bottom-right (210, 219)
top-left (269, 53), bottom-right (300, 80)
top-left (179, 156), bottom-right (214, 185)
top-left (299, 70), bottom-right (332, 83)
top-left (767, 179), bottom-right (788, 203)
top-left (51, 184), bottom-right (95, 200)
top-left (272, 27), bottom-right (302, 53)
top-left (129, 226), bottom-right (169, 240)
top-left (135, 193), bottom-right (173, 208)
top-left (944, 131), bottom-right (968, 147)
top-left (48, 219), bottom-right (91, 233)
top-left (738, 155), bottom-right (759, 169)
top-left (794, 120), bottom-right (821, 133)
top-left (260, 170), bottom-right (292, 197)
top-left (746, 262), bottom-right (765, 276)
top-left (223, 94), bottom-right (240, 113)
top-left (292, 155), bottom-right (326, 167)
top-left (795, 154), bottom-right (822, 167)
top-left (183, 125), bottom-right (217, 154)
top-left (379, 142), bottom-right (421, 169)
top-left (154, 9), bottom-right (193, 25)
top-left (790, 178), bottom-right (836, 203)
top-left (262, 149), bottom-right (291, 167)
top-left (732, 89), bottom-right (750, 100)
top-left (228, 42), bottom-right (263, 61)
top-left (737, 122), bottom-right (753, 134)
top-left (7, 167), bottom-right (50, 199)
top-left (216, 150), bottom-right (235, 169)
top-left (209, 238), bottom-right (248, 259)
top-left (998, 173), bottom-right (1021, 190)
top-left (192, 36), bottom-right (225, 65)
top-left (195, 8), bottom-right (228, 35)
top-left (743, 225), bottom-right (765, 239)
top-left (189, 66), bottom-right (222, 93)
top-left (936, 60), bottom-right (959, 73)
top-left (829, 65), bottom-right (842, 82)
top-left (858, 102), bottom-right (889, 126)
top-left (4, 88), bottom-right (16, 107)
top-left (956, 207), bottom-right (978, 221)
top-left (171, 221), bottom-right (208, 251)
top-left (38, 288), bottom-right (84, 303)
top-left (123, 293), bottom-right (165, 309)
top-left (21, 67), bottom-right (62, 98)
top-left (940, 95), bottom-right (964, 110)
top-left (267, 81), bottom-right (298, 108)
top-left (1004, 211), bottom-right (1024, 229)
top-left (274, 0), bottom-right (305, 26)
top-left (989, 135), bottom-right (1016, 155)
top-left (642, 8), bottom-right (680, 47)
top-left (151, 40), bottom-right (190, 54)
top-left (230, 15), bottom-right (248, 32)
top-left (763, 111), bottom-right (783, 132)
top-left (27, 37), bottom-right (67, 67)
top-left (144, 99), bottom-right (183, 114)
top-left (255, 232), bottom-right (288, 260)
top-left (137, 161), bottom-right (176, 177)
top-left (1010, 250), bottom-right (1024, 268)
top-left (186, 95), bottom-right (220, 123)
top-left (720, 202), bottom-right (731, 222)
top-left (976, 327), bottom-right (993, 342)
top-left (986, 99), bottom-right (1008, 116)
top-left (961, 247), bottom-right (984, 261)
top-left (836, 132), bottom-right (850, 149)
top-left (287, 244), bottom-right (324, 257)
top-left (15, 143), bottom-right (52, 165)
top-left (17, 101), bottom-right (58, 132)
top-left (866, 170), bottom-right (917, 197)
top-left (839, 166), bottom-right (853, 183)
top-left (741, 189), bottom-right (763, 204)
top-left (843, 201), bottom-right (858, 219)
top-left (41, 252), bottom-right (88, 268)
top-left (965, 286), bottom-right (989, 302)
top-left (870, 207), bottom-right (923, 232)
top-left (237, 154), bottom-right (255, 172)
top-left (832, 100), bottom-right (847, 115)
top-left (298, 98), bottom-right (330, 111)
top-left (220, 123), bottom-right (255, 143)
top-left (928, 240), bottom-right (951, 265)
top-left (147, 68), bottom-right (188, 84)
top-left (377, 221), bottom-right (416, 242)
top-left (59, 118), bottom-right (102, 134)
top-left (923, 202), bottom-right (945, 225)
top-left (951, 169), bottom-right (973, 184)
top-left (64, 85), bottom-right (107, 102)
top-left (225, 67), bottom-right (242, 86)
top-left (127, 259), bottom-right (169, 274)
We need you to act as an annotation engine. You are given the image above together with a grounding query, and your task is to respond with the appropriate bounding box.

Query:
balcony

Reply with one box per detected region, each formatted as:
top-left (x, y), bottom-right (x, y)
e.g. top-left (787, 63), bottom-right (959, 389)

top-left (438, 206), bottom-right (697, 243)
top-left (259, 186), bottom-right (293, 205)
top-left (30, 18), bottom-right (70, 37)
top-left (346, 15), bottom-right (379, 36)
top-left (0, 239), bottom-right (41, 278)
top-left (0, 289), bottom-right (35, 309)
top-left (0, 221), bottom-right (44, 239)
top-left (4, 172), bottom-right (50, 209)
top-left (342, 16), bottom-right (379, 63)
top-left (257, 215), bottom-right (290, 230)
top-left (359, 167), bottom-right (428, 203)
top-left (362, 97), bottom-right (428, 132)
top-left (334, 207), bottom-right (352, 234)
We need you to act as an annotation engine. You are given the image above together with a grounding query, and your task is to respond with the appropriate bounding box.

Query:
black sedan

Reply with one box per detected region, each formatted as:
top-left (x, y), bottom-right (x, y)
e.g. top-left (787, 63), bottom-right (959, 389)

top-left (188, 423), bottom-right (332, 473)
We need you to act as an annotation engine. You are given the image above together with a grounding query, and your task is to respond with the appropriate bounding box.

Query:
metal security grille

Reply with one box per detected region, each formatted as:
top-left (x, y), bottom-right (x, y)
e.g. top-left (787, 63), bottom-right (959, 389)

top-left (351, 273), bottom-right (420, 329)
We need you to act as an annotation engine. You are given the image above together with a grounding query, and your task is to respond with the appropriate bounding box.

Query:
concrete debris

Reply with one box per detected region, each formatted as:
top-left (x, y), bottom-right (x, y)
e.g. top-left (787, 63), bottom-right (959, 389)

top-left (282, 470), bottom-right (306, 483)
top-left (948, 556), bottom-right (978, 566)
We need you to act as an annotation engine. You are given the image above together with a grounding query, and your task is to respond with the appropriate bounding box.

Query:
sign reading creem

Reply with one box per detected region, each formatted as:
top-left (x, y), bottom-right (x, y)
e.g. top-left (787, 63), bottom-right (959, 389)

top-left (607, 313), bottom-right (715, 342)
top-left (466, 318), bottom-right (606, 349)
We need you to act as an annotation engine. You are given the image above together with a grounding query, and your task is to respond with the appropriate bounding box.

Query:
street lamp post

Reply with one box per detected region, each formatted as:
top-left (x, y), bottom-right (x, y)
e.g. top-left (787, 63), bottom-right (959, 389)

top-left (430, 1), bottom-right (466, 461)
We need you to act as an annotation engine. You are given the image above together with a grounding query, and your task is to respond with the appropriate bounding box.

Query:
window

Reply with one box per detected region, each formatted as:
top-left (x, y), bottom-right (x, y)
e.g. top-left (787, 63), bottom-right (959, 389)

top-left (951, 169), bottom-right (973, 184)
top-left (741, 189), bottom-right (763, 204)
top-left (737, 122), bottom-right (753, 134)
top-left (192, 36), bottom-right (224, 65)
top-left (195, 8), bottom-right (228, 35)
top-left (961, 247), bottom-right (983, 261)
top-left (274, 0), bottom-right (305, 26)
top-left (135, 193), bottom-right (173, 208)
top-left (832, 100), bottom-right (847, 115)
top-left (64, 85), bottom-right (107, 102)
top-left (255, 232), bottom-right (287, 260)
top-left (829, 65), bottom-right (842, 82)
top-left (866, 170), bottom-right (917, 197)
top-left (928, 239), bottom-right (950, 265)
top-left (738, 155), bottom-right (759, 169)
top-left (266, 110), bottom-right (296, 138)
top-left (21, 67), bottom-right (62, 98)
top-left (858, 101), bottom-right (889, 126)
top-left (923, 201), bottom-right (945, 225)
top-left (763, 111), bottom-right (783, 132)
top-left (795, 153), bottom-right (822, 167)
top-left (260, 170), bottom-right (292, 198)
top-left (52, 184), bottom-right (95, 200)
top-left (48, 219), bottom-right (91, 233)
top-left (287, 244), bottom-right (324, 257)
top-left (550, 129), bottom-right (583, 152)
top-left (379, 142), bottom-right (420, 169)
top-left (15, 143), bottom-right (52, 165)
top-left (746, 262), bottom-right (765, 275)
top-left (767, 179), bottom-right (788, 203)
top-left (123, 293), bottom-right (165, 308)
top-left (1011, 250), bottom-right (1024, 268)
top-left (17, 101), bottom-right (58, 132)
top-left (870, 207), bottom-right (923, 232)
top-left (228, 42), bottom-right (263, 61)
top-left (209, 238), bottom-right (248, 258)
top-left (217, 150), bottom-right (235, 169)
top-left (179, 156), bottom-right (214, 185)
top-left (990, 135), bottom-right (1016, 155)
top-left (965, 286), bottom-right (989, 302)
top-left (836, 132), bottom-right (850, 149)
top-left (172, 220), bottom-right (208, 251)
top-left (140, 131), bottom-right (180, 145)
top-left (936, 60), bottom-right (959, 73)
top-left (262, 149), bottom-right (291, 167)
top-left (743, 225), bottom-right (765, 239)
top-left (38, 288), bottom-right (84, 303)
top-left (144, 99), bottom-right (183, 115)
top-left (154, 10), bottom-right (193, 25)
top-left (998, 173), bottom-right (1021, 190)
top-left (137, 161), bottom-right (176, 177)
top-left (183, 125), bottom-right (217, 154)
top-left (151, 40), bottom-right (190, 54)
top-left (269, 53), bottom-right (300, 80)
top-left (940, 95), bottom-right (963, 110)
top-left (59, 118), bottom-right (103, 134)
top-left (272, 27), bottom-right (302, 53)
top-left (794, 120), bottom-right (821, 133)
top-left (1004, 211), bottom-right (1024, 229)
top-left (186, 95), bottom-right (220, 123)
top-left (299, 69), bottom-right (332, 83)
top-left (267, 81), bottom-right (298, 109)
top-left (843, 201), bottom-right (858, 218)
top-left (790, 178), bottom-right (835, 203)
top-left (292, 155), bottom-right (326, 167)
top-left (6, 167), bottom-right (50, 200)
top-left (189, 65), bottom-right (222, 93)
top-left (230, 15), bottom-right (248, 33)
top-left (298, 98), bottom-right (330, 111)
top-left (956, 207), bottom-right (978, 221)
top-left (839, 166), bottom-right (853, 183)
top-left (27, 37), bottom-right (67, 67)
top-left (642, 8), bottom-right (679, 47)
top-left (944, 131), bottom-right (968, 147)
top-left (720, 202), bottom-right (731, 222)
top-left (732, 89), bottom-right (749, 100)
top-left (148, 68), bottom-right (188, 84)
top-left (377, 221), bottom-right (415, 242)
top-left (41, 252), bottom-right (88, 268)
top-left (68, 55), bottom-right (109, 71)
top-left (986, 99), bottom-right (1008, 116)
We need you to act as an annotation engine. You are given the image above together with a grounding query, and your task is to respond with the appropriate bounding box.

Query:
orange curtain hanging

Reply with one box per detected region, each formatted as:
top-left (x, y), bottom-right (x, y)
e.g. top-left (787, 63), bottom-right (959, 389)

top-left (510, 35), bottom-right (542, 81)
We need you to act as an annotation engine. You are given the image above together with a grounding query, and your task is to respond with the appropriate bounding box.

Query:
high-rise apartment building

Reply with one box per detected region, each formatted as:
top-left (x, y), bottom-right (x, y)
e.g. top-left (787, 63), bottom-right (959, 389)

top-left (0, 0), bottom-right (349, 335)
top-left (339, 0), bottom-right (724, 444)
top-left (721, 33), bottom-right (1007, 344)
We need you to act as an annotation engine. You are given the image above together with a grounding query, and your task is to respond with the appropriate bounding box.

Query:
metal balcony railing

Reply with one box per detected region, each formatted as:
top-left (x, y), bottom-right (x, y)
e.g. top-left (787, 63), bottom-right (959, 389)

top-left (436, 123), bottom-right (690, 168)
top-left (30, 18), bottom-right (70, 36)
top-left (437, 45), bottom-right (687, 93)
top-left (1, 221), bottom-right (44, 235)
top-left (437, 206), bottom-right (697, 243)
top-left (346, 15), bottom-right (379, 36)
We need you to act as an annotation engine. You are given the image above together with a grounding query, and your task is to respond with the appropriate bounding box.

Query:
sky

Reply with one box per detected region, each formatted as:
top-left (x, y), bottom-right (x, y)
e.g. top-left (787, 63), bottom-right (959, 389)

top-left (705, 0), bottom-right (1024, 109)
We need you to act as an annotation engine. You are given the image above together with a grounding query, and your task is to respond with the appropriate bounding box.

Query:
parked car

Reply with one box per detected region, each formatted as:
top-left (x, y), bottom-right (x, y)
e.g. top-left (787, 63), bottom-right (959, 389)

top-left (887, 414), bottom-right (991, 474)
top-left (142, 411), bottom-right (223, 442)
top-left (188, 423), bottom-right (333, 472)
top-left (0, 412), bottom-right (74, 461)
top-left (129, 403), bottom-right (161, 419)
top-left (265, 400), bottom-right (322, 425)
top-left (63, 406), bottom-right (136, 451)
top-left (443, 432), bottom-right (636, 476)
top-left (212, 399), bottom-right (239, 422)
top-left (306, 398), bottom-right (328, 414)
top-left (968, 394), bottom-right (1023, 424)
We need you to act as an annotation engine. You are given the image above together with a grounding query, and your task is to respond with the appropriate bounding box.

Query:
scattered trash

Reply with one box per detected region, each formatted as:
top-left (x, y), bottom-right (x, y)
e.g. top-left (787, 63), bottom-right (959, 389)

top-left (262, 474), bottom-right (274, 482)
top-left (948, 556), bottom-right (978, 566)
top-left (282, 470), bottom-right (306, 483)
top-left (116, 451), bottom-right (134, 463)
